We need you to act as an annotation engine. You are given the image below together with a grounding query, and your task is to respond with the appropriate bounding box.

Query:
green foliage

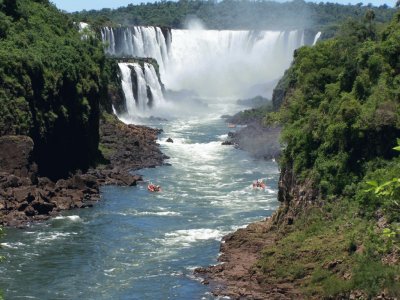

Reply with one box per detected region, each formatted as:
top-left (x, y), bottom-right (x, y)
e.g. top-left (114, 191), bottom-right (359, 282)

top-left (359, 140), bottom-right (400, 221)
top-left (352, 257), bottom-right (400, 297)
top-left (0, 0), bottom-right (116, 179)
top-left (276, 12), bottom-right (400, 197)
top-left (71, 0), bottom-right (395, 31)
top-left (256, 12), bottom-right (400, 299)
top-left (257, 200), bottom-right (400, 298)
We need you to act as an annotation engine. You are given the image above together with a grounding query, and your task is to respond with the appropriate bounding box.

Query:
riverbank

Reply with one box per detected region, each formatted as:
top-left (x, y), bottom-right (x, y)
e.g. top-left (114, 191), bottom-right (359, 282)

top-left (0, 114), bottom-right (167, 227)
top-left (222, 103), bottom-right (281, 160)
top-left (195, 218), bottom-right (303, 299)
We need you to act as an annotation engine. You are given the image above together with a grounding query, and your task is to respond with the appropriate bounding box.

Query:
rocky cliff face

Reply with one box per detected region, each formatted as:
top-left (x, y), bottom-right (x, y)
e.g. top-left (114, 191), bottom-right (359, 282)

top-left (0, 135), bottom-right (100, 227)
top-left (0, 136), bottom-right (37, 181)
top-left (0, 115), bottom-right (168, 227)
top-left (273, 165), bottom-right (319, 226)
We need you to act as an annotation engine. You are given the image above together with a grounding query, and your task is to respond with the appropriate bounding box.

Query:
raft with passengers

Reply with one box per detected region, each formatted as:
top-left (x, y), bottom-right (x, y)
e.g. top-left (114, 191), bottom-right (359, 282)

top-left (252, 179), bottom-right (266, 189)
top-left (148, 183), bottom-right (161, 192)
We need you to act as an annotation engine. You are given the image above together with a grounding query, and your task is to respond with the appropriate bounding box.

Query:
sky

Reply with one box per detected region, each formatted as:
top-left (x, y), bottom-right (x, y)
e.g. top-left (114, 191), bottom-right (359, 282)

top-left (51, 0), bottom-right (396, 12)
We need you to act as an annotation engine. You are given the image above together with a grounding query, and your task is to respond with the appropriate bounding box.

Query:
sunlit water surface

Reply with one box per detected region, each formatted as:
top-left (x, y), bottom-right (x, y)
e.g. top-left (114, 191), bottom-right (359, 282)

top-left (0, 102), bottom-right (279, 299)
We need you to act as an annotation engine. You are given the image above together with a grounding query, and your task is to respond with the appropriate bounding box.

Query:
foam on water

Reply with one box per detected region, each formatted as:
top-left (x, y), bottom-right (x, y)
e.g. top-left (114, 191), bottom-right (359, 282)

top-left (0, 242), bottom-right (25, 249)
top-left (162, 228), bottom-right (225, 247)
top-left (34, 232), bottom-right (77, 244)
top-left (136, 211), bottom-right (181, 217)
top-left (53, 215), bottom-right (82, 222)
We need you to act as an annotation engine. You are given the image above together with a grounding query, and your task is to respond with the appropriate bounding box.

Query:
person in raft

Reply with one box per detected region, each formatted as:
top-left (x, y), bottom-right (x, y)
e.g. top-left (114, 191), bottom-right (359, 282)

top-left (253, 180), bottom-right (266, 189)
top-left (148, 183), bottom-right (161, 192)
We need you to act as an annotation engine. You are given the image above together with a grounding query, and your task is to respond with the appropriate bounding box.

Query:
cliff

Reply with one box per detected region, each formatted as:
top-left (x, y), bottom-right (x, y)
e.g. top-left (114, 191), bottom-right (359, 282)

top-left (0, 0), bottom-right (108, 180)
top-left (0, 1), bottom-right (168, 226)
top-left (198, 12), bottom-right (400, 299)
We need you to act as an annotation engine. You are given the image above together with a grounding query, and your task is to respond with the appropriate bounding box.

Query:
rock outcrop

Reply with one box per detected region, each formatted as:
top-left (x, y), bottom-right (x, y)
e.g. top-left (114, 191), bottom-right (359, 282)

top-left (223, 123), bottom-right (281, 159)
top-left (0, 116), bottom-right (167, 227)
top-left (0, 135), bottom-right (37, 179)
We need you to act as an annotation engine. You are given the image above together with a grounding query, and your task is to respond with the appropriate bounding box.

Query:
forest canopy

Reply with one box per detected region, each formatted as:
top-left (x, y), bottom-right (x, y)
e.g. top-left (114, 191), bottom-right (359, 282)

top-left (71, 0), bottom-right (396, 32)
top-left (0, 0), bottom-right (110, 178)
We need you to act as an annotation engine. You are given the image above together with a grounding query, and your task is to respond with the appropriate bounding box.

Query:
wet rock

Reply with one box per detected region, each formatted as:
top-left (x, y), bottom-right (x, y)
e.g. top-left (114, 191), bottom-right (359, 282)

top-left (221, 141), bottom-right (233, 145)
top-left (51, 196), bottom-right (72, 211)
top-left (166, 137), bottom-right (174, 143)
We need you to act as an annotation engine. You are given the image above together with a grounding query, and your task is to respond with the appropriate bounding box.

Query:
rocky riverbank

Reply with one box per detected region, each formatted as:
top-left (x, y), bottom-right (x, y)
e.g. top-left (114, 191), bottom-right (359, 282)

top-left (225, 123), bottom-right (281, 160)
top-left (195, 218), bottom-right (302, 299)
top-left (0, 115), bottom-right (167, 227)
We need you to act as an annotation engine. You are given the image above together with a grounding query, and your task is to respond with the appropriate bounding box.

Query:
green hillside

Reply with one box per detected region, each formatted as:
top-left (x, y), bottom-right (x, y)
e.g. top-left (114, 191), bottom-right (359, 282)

top-left (0, 0), bottom-right (110, 179)
top-left (257, 11), bottom-right (400, 298)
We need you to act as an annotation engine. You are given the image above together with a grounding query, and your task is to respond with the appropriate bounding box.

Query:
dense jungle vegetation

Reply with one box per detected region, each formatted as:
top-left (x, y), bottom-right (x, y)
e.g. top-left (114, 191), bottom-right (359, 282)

top-left (259, 10), bottom-right (400, 297)
top-left (72, 0), bottom-right (395, 33)
top-left (0, 0), bottom-right (117, 179)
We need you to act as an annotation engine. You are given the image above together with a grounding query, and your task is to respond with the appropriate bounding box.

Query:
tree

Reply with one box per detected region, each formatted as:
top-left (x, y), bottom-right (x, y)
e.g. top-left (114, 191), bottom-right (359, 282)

top-left (365, 9), bottom-right (376, 38)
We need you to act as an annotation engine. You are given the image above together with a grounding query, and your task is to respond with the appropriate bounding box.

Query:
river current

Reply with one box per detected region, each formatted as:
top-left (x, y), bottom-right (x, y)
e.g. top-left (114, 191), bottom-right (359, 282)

top-left (0, 102), bottom-right (279, 299)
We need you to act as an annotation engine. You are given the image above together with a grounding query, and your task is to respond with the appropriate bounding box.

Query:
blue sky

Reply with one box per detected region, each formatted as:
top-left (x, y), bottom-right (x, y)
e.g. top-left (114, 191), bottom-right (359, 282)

top-left (51, 0), bottom-right (396, 12)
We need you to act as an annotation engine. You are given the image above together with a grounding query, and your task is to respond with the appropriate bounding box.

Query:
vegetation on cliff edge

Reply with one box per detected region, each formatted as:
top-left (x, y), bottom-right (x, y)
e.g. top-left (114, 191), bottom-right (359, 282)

top-left (258, 11), bottom-right (400, 298)
top-left (0, 0), bottom-right (118, 179)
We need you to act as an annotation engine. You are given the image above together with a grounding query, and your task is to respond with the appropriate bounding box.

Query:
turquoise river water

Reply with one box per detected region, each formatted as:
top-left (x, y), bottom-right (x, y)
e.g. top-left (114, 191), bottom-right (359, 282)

top-left (0, 102), bottom-right (279, 299)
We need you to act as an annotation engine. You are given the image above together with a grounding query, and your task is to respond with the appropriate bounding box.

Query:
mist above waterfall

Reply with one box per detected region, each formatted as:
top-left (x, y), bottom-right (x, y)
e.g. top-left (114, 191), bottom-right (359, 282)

top-left (184, 16), bottom-right (206, 31)
top-left (163, 29), bottom-right (304, 99)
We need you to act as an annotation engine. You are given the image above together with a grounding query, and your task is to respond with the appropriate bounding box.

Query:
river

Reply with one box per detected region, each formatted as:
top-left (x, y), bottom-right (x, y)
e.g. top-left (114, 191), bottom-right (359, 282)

top-left (0, 101), bottom-right (279, 299)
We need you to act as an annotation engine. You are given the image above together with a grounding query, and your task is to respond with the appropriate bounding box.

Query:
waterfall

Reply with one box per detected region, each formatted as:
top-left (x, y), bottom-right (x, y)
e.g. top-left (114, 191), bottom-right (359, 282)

top-left (106, 27), bottom-right (321, 117)
top-left (144, 63), bottom-right (164, 107)
top-left (313, 32), bottom-right (322, 46)
top-left (118, 62), bottom-right (164, 116)
top-left (118, 63), bottom-right (137, 116)
top-left (163, 29), bottom-right (306, 97)
top-left (102, 27), bottom-right (170, 71)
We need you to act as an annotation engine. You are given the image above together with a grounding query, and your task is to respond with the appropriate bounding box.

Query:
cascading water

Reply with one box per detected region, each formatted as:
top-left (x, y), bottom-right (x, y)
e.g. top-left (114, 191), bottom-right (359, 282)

top-left (102, 27), bottom-right (311, 101)
top-left (144, 63), bottom-right (164, 106)
top-left (313, 31), bottom-right (322, 45)
top-left (164, 29), bottom-right (305, 97)
top-left (118, 62), bottom-right (164, 117)
top-left (101, 26), bottom-right (170, 70)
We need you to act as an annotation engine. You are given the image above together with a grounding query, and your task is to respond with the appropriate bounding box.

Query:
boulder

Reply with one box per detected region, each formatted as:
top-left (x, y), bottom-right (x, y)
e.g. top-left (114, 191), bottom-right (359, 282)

top-left (0, 174), bottom-right (22, 188)
top-left (24, 205), bottom-right (36, 217)
top-left (0, 135), bottom-right (35, 178)
top-left (50, 196), bottom-right (72, 211)
top-left (166, 138), bottom-right (174, 143)
top-left (12, 186), bottom-right (35, 203)
top-left (32, 200), bottom-right (55, 215)
top-left (80, 174), bottom-right (98, 189)
top-left (113, 173), bottom-right (139, 186)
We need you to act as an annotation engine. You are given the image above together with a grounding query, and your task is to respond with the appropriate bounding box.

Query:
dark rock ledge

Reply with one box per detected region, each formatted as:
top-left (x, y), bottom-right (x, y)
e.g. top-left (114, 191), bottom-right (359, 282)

top-left (0, 117), bottom-right (168, 227)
